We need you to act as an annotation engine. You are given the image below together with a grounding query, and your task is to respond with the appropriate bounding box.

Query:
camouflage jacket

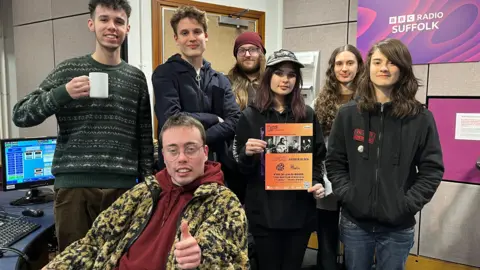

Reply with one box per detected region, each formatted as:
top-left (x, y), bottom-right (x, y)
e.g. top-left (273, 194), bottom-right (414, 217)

top-left (45, 175), bottom-right (249, 269)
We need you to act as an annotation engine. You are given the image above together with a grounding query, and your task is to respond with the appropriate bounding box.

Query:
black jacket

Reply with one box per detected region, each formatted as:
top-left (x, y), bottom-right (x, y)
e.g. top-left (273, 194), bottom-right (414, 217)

top-left (326, 101), bottom-right (444, 231)
top-left (233, 105), bottom-right (326, 231)
top-left (152, 54), bottom-right (241, 168)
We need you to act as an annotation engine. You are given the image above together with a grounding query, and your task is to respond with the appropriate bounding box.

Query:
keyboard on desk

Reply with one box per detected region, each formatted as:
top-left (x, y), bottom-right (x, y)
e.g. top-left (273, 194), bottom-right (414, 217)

top-left (0, 212), bottom-right (41, 248)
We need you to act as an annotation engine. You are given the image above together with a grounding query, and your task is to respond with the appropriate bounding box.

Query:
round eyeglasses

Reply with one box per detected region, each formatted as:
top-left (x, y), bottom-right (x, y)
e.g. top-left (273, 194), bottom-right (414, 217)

top-left (163, 144), bottom-right (204, 162)
top-left (237, 47), bottom-right (260, 57)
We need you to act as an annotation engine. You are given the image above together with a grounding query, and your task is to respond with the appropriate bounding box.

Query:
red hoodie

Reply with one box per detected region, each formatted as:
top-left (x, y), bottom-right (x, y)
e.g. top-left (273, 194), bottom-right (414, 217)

top-left (116, 162), bottom-right (224, 270)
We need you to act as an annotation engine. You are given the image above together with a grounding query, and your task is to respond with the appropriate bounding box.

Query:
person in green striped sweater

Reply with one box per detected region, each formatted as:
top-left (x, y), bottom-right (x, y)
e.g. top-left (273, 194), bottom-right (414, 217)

top-left (11, 0), bottom-right (154, 252)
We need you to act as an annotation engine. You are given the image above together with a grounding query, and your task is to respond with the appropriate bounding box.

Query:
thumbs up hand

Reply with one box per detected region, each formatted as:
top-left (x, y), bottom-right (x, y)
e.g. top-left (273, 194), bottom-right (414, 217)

top-left (174, 221), bottom-right (202, 269)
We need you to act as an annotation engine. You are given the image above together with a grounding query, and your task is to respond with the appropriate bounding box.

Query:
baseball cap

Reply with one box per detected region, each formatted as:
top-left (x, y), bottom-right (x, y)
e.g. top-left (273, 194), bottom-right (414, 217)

top-left (266, 49), bottom-right (304, 68)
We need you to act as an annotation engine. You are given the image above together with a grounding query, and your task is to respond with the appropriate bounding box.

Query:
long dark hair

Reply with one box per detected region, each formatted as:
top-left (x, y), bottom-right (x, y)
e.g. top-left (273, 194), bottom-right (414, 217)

top-left (254, 62), bottom-right (306, 122)
top-left (228, 54), bottom-right (266, 110)
top-left (314, 45), bottom-right (363, 135)
top-left (357, 38), bottom-right (423, 118)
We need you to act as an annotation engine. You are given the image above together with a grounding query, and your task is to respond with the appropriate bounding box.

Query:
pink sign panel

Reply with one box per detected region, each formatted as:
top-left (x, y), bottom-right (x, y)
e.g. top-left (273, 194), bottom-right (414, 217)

top-left (357, 0), bottom-right (480, 64)
top-left (428, 97), bottom-right (480, 184)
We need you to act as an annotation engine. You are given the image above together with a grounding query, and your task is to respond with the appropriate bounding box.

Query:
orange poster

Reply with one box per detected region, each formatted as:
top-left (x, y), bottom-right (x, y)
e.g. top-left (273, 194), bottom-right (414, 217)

top-left (264, 123), bottom-right (313, 190)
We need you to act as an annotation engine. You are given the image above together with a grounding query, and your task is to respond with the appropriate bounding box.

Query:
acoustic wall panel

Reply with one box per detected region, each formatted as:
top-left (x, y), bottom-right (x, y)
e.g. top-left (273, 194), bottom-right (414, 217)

top-left (13, 21), bottom-right (57, 137)
top-left (419, 181), bottom-right (480, 267)
top-left (283, 24), bottom-right (347, 94)
top-left (413, 65), bottom-right (428, 104)
top-left (348, 22), bottom-right (356, 45)
top-left (51, 0), bottom-right (89, 18)
top-left (428, 62), bottom-right (480, 96)
top-left (12, 0), bottom-right (52, 26)
top-left (284, 0), bottom-right (349, 28)
top-left (349, 0), bottom-right (358, 21)
top-left (53, 14), bottom-right (96, 65)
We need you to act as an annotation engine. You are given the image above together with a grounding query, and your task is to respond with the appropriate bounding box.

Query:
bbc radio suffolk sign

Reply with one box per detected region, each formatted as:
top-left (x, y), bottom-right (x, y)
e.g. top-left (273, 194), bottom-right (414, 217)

top-left (357, 0), bottom-right (480, 64)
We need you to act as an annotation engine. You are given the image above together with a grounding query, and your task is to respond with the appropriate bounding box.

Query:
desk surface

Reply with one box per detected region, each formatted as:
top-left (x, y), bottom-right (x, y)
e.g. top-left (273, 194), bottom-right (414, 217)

top-left (0, 190), bottom-right (54, 270)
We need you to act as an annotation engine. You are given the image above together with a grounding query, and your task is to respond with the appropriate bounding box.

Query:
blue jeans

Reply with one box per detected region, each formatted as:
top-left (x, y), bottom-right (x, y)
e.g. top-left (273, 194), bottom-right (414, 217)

top-left (340, 215), bottom-right (414, 270)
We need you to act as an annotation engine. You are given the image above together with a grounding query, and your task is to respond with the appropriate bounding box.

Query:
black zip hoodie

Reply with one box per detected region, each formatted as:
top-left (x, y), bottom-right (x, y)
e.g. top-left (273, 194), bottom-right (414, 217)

top-left (326, 101), bottom-right (444, 231)
top-left (233, 105), bottom-right (326, 231)
top-left (152, 54), bottom-right (241, 169)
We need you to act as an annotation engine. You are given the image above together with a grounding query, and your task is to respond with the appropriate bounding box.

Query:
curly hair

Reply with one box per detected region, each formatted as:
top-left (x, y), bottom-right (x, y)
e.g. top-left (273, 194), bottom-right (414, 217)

top-left (357, 38), bottom-right (423, 118)
top-left (314, 45), bottom-right (364, 135)
top-left (88, 0), bottom-right (131, 18)
top-left (228, 54), bottom-right (266, 110)
top-left (170, 6), bottom-right (208, 35)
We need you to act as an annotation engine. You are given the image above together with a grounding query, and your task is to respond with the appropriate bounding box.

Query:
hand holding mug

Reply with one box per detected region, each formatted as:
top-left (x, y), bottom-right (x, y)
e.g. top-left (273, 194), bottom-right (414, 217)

top-left (65, 76), bottom-right (90, 99)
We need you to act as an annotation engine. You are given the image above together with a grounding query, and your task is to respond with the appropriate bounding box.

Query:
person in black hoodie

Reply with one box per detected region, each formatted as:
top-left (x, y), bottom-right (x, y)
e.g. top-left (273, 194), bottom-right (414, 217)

top-left (233, 49), bottom-right (327, 270)
top-left (152, 6), bottom-right (240, 172)
top-left (326, 38), bottom-right (444, 270)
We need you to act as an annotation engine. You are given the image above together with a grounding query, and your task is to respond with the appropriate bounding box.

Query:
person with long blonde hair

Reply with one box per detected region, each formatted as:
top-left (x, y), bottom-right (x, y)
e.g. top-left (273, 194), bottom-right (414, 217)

top-left (226, 32), bottom-right (266, 203)
top-left (228, 31), bottom-right (266, 110)
top-left (313, 44), bottom-right (363, 270)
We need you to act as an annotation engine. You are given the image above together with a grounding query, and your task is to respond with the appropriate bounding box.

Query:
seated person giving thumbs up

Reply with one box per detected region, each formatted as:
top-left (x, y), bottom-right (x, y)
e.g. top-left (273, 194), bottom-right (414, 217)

top-left (42, 114), bottom-right (249, 270)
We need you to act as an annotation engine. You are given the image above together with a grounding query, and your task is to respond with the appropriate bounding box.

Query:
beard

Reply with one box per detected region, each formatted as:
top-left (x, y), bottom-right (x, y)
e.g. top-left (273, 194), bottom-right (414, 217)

top-left (238, 61), bottom-right (260, 75)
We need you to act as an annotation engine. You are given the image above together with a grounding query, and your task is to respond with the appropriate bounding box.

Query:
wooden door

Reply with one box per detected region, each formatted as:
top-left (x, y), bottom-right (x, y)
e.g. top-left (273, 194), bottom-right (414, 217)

top-left (162, 8), bottom-right (257, 74)
top-left (152, 0), bottom-right (266, 138)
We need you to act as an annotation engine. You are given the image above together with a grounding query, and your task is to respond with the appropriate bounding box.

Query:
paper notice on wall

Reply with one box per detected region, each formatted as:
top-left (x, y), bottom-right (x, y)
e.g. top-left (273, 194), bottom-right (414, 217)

top-left (455, 113), bottom-right (480, 141)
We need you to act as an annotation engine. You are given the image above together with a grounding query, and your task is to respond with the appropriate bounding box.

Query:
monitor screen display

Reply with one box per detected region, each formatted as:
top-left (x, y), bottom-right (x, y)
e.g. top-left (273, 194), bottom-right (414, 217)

top-left (1, 137), bottom-right (56, 191)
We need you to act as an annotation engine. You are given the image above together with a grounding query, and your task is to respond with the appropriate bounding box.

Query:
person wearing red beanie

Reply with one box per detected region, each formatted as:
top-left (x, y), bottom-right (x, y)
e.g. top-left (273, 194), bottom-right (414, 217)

top-left (233, 32), bottom-right (266, 58)
top-left (224, 32), bottom-right (266, 205)
top-left (229, 32), bottom-right (266, 111)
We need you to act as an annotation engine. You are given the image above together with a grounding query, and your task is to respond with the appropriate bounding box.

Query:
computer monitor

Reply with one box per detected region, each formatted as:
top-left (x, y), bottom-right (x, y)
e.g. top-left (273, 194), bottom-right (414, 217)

top-left (1, 136), bottom-right (57, 205)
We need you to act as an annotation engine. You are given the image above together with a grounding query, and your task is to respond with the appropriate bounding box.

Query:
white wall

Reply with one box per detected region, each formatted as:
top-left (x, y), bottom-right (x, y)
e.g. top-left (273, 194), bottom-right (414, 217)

top-left (0, 1), bottom-right (7, 139)
top-left (0, 0), bottom-right (19, 138)
top-left (127, 0), bottom-right (284, 125)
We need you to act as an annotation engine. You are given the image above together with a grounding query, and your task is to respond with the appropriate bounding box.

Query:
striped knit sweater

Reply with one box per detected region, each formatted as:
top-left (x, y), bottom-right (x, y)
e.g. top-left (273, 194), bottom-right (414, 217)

top-left (12, 55), bottom-right (154, 189)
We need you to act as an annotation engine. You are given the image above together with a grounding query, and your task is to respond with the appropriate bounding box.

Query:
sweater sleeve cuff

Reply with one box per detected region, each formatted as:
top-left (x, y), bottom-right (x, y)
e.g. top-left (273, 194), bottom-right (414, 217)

top-left (51, 85), bottom-right (73, 106)
top-left (240, 152), bottom-right (256, 167)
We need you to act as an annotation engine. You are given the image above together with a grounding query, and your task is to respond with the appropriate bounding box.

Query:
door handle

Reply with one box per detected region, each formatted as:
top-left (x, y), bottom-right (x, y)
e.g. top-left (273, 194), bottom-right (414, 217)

top-left (476, 156), bottom-right (480, 170)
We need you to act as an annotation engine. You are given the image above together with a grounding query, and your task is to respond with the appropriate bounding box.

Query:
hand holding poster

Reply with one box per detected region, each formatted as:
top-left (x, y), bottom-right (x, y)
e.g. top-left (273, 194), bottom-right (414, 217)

top-left (264, 123), bottom-right (313, 190)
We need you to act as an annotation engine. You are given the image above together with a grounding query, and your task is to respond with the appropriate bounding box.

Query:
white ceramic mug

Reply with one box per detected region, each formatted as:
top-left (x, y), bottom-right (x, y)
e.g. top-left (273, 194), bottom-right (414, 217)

top-left (89, 72), bottom-right (109, 98)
